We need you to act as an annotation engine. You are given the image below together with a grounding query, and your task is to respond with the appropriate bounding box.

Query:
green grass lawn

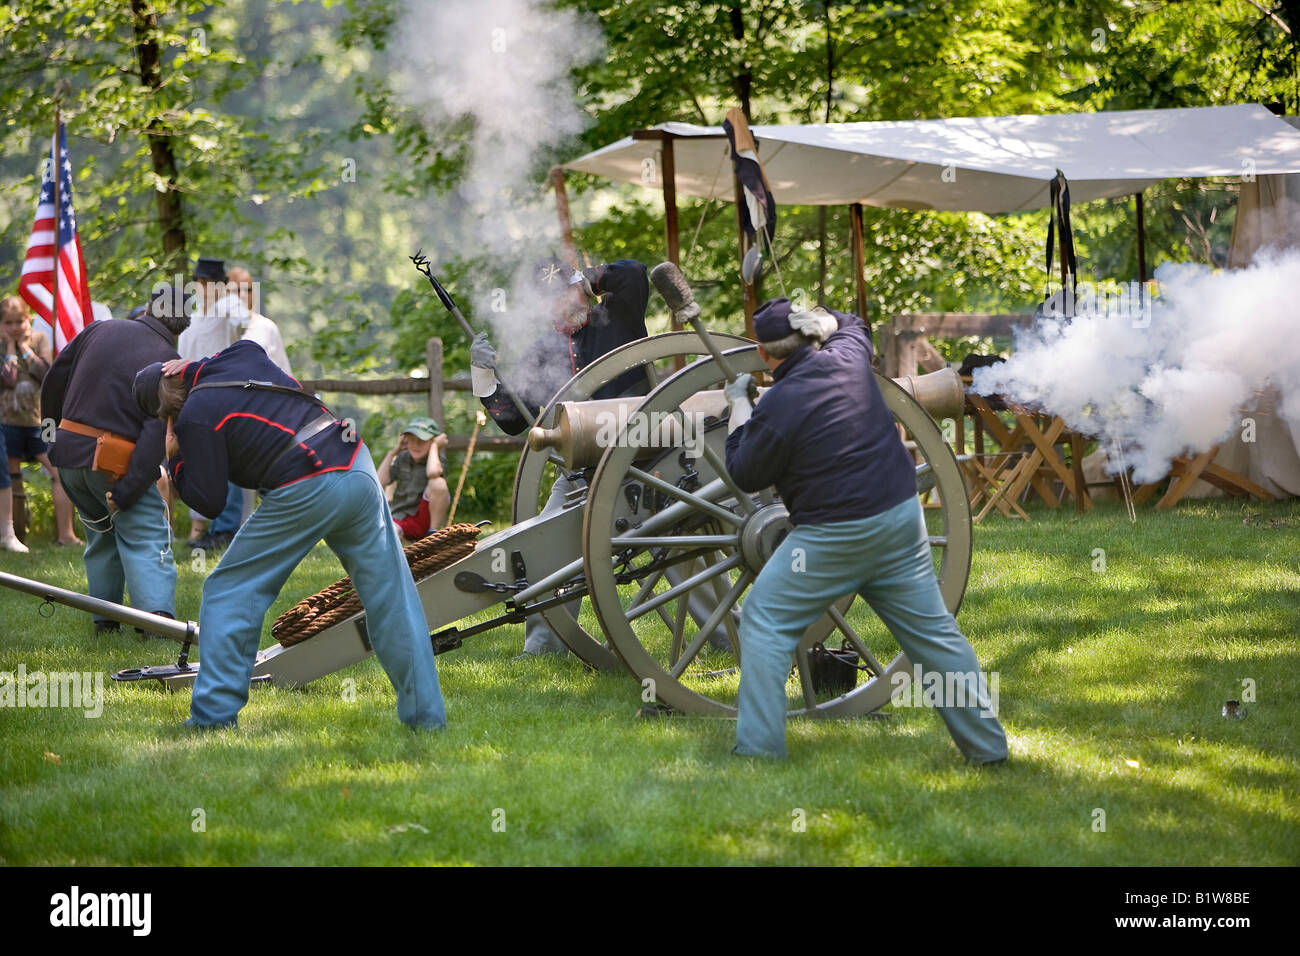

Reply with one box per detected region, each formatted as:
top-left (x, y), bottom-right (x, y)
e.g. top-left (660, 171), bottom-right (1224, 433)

top-left (2, 497), bottom-right (1298, 865)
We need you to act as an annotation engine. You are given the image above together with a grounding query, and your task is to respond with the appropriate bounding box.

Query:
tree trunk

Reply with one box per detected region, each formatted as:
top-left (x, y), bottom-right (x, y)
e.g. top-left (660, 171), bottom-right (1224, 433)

top-left (131, 0), bottom-right (186, 273)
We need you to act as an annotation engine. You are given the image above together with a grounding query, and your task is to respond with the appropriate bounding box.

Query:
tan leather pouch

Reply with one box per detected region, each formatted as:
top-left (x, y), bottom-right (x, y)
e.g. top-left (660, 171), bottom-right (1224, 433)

top-left (92, 433), bottom-right (136, 482)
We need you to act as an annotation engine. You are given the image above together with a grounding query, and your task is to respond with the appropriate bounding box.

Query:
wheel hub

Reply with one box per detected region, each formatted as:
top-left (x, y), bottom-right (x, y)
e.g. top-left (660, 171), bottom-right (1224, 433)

top-left (739, 501), bottom-right (792, 572)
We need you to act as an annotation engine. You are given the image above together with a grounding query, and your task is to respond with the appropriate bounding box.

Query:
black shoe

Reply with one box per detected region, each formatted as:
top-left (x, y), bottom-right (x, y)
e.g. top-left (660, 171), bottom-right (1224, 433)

top-left (94, 621), bottom-right (122, 635)
top-left (190, 531), bottom-right (234, 552)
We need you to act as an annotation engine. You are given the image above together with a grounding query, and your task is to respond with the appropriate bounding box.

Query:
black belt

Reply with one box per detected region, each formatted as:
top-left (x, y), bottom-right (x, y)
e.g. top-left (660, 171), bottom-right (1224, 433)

top-left (259, 413), bottom-right (340, 493)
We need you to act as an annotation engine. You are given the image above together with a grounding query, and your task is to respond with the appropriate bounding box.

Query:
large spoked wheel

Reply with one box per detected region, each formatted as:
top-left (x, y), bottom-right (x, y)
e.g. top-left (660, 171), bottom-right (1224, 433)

top-left (581, 345), bottom-right (972, 716)
top-left (510, 332), bottom-right (754, 670)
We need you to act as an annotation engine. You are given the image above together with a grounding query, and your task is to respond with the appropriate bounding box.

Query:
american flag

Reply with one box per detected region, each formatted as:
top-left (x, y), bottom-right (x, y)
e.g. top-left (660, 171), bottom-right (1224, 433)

top-left (19, 123), bottom-right (93, 353)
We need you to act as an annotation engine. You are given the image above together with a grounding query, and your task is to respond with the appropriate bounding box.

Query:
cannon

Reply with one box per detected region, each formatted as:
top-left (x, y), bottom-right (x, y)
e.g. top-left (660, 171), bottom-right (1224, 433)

top-left (249, 266), bottom-right (973, 718)
top-left (3, 267), bottom-right (973, 721)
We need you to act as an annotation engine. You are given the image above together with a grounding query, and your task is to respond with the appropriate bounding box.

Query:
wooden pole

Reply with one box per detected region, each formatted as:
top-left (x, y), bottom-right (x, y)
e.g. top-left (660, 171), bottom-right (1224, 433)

top-left (448, 411), bottom-right (484, 525)
top-left (550, 166), bottom-right (578, 269)
top-left (662, 136), bottom-right (682, 333)
top-left (1056, 177), bottom-right (1071, 295)
top-left (662, 138), bottom-right (680, 268)
top-left (850, 202), bottom-right (868, 323)
top-left (1135, 191), bottom-right (1147, 283)
top-left (734, 174), bottom-right (756, 340)
top-left (425, 337), bottom-right (445, 426)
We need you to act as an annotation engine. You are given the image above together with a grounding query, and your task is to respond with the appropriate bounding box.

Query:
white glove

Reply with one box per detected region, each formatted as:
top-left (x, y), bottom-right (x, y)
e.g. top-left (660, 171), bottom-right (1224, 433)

top-left (469, 332), bottom-right (499, 397)
top-left (471, 366), bottom-right (498, 398)
top-left (788, 307), bottom-right (838, 343)
top-left (725, 373), bottom-right (753, 433)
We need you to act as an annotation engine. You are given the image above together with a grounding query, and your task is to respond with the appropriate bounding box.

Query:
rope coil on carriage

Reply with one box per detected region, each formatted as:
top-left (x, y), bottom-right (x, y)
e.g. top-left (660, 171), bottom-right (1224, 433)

top-left (271, 523), bottom-right (482, 646)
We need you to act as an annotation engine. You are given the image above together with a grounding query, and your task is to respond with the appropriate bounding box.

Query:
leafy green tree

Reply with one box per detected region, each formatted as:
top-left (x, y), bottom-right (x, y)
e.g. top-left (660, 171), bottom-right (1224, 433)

top-left (0, 1), bottom-right (330, 309)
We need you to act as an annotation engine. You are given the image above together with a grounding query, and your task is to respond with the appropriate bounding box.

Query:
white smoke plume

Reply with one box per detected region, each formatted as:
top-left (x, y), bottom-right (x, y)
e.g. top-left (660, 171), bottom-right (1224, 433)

top-left (391, 0), bottom-right (601, 391)
top-left (971, 247), bottom-right (1300, 484)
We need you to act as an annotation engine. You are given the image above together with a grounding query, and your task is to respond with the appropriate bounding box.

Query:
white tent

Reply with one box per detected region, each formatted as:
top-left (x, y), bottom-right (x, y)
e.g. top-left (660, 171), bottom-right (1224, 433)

top-left (563, 105), bottom-right (1300, 213)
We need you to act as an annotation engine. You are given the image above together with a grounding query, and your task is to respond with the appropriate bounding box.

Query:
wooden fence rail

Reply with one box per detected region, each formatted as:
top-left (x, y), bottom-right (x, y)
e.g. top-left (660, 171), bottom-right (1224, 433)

top-left (299, 337), bottom-right (526, 453)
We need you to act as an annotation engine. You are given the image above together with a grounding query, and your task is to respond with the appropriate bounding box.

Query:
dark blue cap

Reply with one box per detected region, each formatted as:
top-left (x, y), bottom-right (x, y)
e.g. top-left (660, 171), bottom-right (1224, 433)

top-left (133, 363), bottom-right (166, 419)
top-left (754, 298), bottom-right (794, 342)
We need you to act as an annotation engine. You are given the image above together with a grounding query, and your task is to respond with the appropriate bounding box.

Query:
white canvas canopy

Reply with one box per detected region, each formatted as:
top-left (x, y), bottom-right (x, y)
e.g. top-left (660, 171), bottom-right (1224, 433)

top-left (564, 105), bottom-right (1300, 213)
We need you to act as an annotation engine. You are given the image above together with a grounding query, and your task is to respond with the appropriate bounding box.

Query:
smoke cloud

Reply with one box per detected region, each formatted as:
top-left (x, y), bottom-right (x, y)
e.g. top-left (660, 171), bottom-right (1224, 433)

top-left (971, 247), bottom-right (1300, 484)
top-left (391, 0), bottom-right (601, 395)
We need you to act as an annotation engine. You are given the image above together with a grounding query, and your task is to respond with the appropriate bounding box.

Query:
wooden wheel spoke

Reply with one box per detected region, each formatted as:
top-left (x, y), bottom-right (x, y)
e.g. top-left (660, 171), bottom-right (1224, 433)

top-left (827, 604), bottom-right (886, 677)
top-left (628, 467), bottom-right (743, 526)
top-left (699, 442), bottom-right (756, 516)
top-left (793, 646), bottom-right (819, 709)
top-left (624, 553), bottom-right (743, 621)
top-left (610, 534), bottom-right (737, 550)
top-left (668, 567), bottom-right (692, 666)
top-left (669, 569), bottom-right (753, 679)
top-left (700, 550), bottom-right (743, 664)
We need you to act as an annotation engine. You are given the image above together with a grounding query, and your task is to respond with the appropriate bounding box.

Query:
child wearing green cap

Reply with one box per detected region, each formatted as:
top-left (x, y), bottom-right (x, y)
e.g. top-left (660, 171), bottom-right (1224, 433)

top-left (377, 416), bottom-right (448, 541)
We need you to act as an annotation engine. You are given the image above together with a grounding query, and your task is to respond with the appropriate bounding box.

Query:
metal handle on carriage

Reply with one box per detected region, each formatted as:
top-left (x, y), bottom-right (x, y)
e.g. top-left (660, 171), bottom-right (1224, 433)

top-left (0, 569), bottom-right (198, 644)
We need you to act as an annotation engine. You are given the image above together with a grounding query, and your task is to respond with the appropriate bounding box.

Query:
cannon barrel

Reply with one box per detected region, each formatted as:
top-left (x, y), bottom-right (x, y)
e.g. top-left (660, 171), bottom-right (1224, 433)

top-left (528, 390), bottom-right (727, 470)
top-left (891, 367), bottom-right (966, 421)
top-left (529, 367), bottom-right (965, 470)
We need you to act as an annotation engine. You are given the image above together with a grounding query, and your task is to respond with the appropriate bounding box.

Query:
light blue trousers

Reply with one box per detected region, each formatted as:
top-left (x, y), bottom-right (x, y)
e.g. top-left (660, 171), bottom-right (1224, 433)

top-left (59, 467), bottom-right (177, 620)
top-left (522, 473), bottom-right (581, 655)
top-left (188, 452), bottom-right (445, 730)
top-left (735, 495), bottom-right (1008, 763)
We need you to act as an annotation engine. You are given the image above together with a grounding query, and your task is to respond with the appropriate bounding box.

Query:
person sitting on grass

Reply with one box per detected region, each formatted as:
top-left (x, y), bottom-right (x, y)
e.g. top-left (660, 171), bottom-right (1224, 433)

top-left (376, 416), bottom-right (448, 542)
top-left (1, 295), bottom-right (81, 550)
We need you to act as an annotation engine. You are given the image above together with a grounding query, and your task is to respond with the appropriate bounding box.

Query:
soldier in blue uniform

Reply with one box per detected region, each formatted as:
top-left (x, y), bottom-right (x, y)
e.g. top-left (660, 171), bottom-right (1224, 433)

top-left (469, 257), bottom-right (650, 656)
top-left (133, 340), bottom-right (445, 730)
top-left (724, 299), bottom-right (1007, 765)
top-left (41, 286), bottom-right (184, 631)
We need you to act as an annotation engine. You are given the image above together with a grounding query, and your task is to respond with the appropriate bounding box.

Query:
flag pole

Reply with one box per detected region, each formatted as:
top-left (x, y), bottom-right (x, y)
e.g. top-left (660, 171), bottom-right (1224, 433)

top-left (51, 97), bottom-right (61, 343)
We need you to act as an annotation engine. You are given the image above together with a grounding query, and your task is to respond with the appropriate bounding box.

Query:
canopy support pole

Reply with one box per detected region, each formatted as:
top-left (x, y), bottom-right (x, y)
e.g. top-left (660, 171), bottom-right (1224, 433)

top-left (663, 136), bottom-right (682, 345)
top-left (734, 174), bottom-right (757, 340)
top-left (550, 166), bottom-right (578, 269)
top-left (1135, 190), bottom-right (1147, 283)
top-left (850, 202), bottom-right (868, 325)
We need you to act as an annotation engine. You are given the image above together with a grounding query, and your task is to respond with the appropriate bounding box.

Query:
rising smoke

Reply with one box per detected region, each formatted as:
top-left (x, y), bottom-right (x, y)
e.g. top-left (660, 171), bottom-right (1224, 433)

top-left (391, 0), bottom-right (601, 383)
top-left (971, 247), bottom-right (1300, 484)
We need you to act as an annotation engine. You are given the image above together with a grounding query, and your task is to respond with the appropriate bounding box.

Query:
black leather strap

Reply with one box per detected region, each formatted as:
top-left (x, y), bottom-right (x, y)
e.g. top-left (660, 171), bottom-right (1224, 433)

top-left (188, 379), bottom-right (334, 415)
top-left (260, 412), bottom-right (340, 492)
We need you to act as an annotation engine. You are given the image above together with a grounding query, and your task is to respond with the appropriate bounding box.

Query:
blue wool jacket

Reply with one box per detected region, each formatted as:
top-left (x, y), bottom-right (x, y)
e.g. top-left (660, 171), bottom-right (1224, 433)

top-left (167, 340), bottom-right (356, 519)
top-left (482, 259), bottom-right (651, 434)
top-left (41, 313), bottom-right (179, 510)
top-left (724, 304), bottom-right (917, 526)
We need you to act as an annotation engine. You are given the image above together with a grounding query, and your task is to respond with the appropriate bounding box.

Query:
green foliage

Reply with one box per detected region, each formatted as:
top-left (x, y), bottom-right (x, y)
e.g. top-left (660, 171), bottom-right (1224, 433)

top-left (14, 463), bottom-right (55, 541)
top-left (0, 0), bottom-right (329, 305)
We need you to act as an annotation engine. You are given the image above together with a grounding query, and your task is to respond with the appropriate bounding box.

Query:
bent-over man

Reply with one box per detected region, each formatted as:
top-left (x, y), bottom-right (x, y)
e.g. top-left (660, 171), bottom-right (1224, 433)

top-left (133, 340), bottom-right (445, 730)
top-left (40, 287), bottom-right (183, 629)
